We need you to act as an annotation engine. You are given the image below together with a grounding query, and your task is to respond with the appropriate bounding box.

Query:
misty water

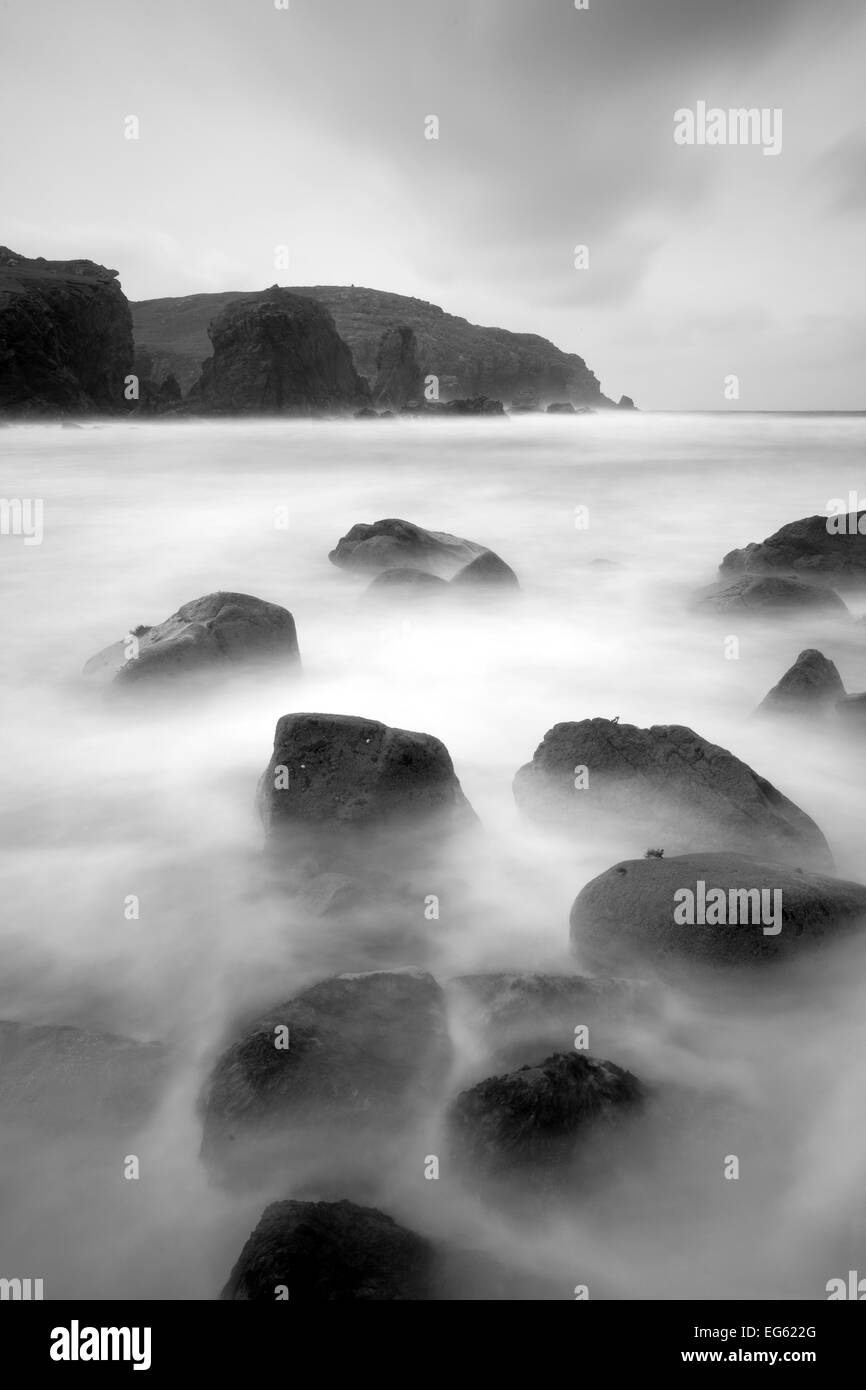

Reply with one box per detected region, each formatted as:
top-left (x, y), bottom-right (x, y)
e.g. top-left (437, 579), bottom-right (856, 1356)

top-left (2, 412), bottom-right (865, 1300)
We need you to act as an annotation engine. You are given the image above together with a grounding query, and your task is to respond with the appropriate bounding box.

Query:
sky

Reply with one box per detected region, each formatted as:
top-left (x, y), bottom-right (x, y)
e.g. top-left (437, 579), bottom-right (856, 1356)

top-left (1, 0), bottom-right (865, 409)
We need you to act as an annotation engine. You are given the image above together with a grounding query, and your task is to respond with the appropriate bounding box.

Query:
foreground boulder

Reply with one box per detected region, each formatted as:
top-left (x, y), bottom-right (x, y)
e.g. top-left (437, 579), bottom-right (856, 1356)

top-left (192, 288), bottom-right (369, 415)
top-left (513, 718), bottom-right (832, 871)
top-left (201, 970), bottom-right (451, 1181)
top-left (329, 517), bottom-right (504, 578)
top-left (222, 1199), bottom-right (432, 1300)
top-left (0, 1021), bottom-right (168, 1134)
top-left (0, 246), bottom-right (133, 417)
top-left (84, 591), bottom-right (299, 686)
top-left (720, 511), bottom-right (866, 589)
top-left (757, 649), bottom-right (846, 717)
top-left (448, 1052), bottom-right (643, 1178)
top-left (571, 853), bottom-right (866, 976)
top-left (695, 575), bottom-right (849, 617)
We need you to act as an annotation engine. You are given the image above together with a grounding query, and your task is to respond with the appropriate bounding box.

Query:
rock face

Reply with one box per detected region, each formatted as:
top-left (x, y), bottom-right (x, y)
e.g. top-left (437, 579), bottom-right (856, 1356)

top-left (571, 853), bottom-right (866, 975)
top-left (448, 1052), bottom-right (643, 1177)
top-left (0, 246), bottom-right (133, 416)
top-left (201, 970), bottom-right (451, 1179)
top-left (695, 575), bottom-right (849, 617)
top-left (720, 512), bottom-right (866, 589)
top-left (192, 288), bottom-right (369, 415)
top-left (84, 592), bottom-right (300, 687)
top-left (371, 325), bottom-right (424, 408)
top-left (513, 718), bottom-right (833, 871)
top-left (131, 284), bottom-right (617, 406)
top-left (222, 1199), bottom-right (433, 1301)
top-left (0, 1021), bottom-right (167, 1133)
top-left (330, 517), bottom-right (495, 577)
top-left (758, 649), bottom-right (846, 717)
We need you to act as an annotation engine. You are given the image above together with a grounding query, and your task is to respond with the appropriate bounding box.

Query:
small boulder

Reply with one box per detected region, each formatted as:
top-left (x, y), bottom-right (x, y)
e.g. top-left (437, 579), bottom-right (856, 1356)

top-left (757, 649), bottom-right (846, 717)
top-left (695, 575), bottom-right (849, 617)
top-left (329, 517), bottom-right (489, 577)
top-left (221, 1199), bottom-right (433, 1300)
top-left (451, 552), bottom-right (519, 589)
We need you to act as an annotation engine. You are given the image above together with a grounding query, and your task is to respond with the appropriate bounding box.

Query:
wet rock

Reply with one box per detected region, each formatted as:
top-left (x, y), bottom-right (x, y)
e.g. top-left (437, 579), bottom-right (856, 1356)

top-left (571, 852), bottom-right (866, 976)
top-left (757, 649), bottom-right (846, 717)
top-left (448, 1051), bottom-right (643, 1178)
top-left (222, 1198), bottom-right (433, 1300)
top-left (513, 717), bottom-right (833, 871)
top-left (83, 591), bottom-right (300, 687)
top-left (720, 511), bottom-right (866, 589)
top-left (695, 574), bottom-right (849, 617)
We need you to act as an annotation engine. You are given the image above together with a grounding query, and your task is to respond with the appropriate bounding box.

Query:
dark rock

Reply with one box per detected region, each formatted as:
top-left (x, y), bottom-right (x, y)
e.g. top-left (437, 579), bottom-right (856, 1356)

top-left (367, 567), bottom-right (449, 594)
top-left (546, 401), bottom-right (575, 414)
top-left (695, 574), bottom-right (849, 617)
top-left (329, 517), bottom-right (489, 577)
top-left (757, 649), bottom-right (846, 717)
top-left (192, 287), bottom-right (368, 415)
top-left (441, 395), bottom-right (505, 415)
top-left (513, 717), bottom-right (833, 871)
top-left (451, 552), bottom-right (519, 589)
top-left (720, 511), bottom-right (866, 589)
top-left (617, 395), bottom-right (637, 410)
top-left (354, 406), bottom-right (380, 419)
top-left (221, 1198), bottom-right (433, 1301)
top-left (201, 969), bottom-right (451, 1180)
top-left (0, 1020), bottom-right (168, 1134)
top-left (84, 591), bottom-right (300, 687)
top-left (448, 1051), bottom-right (643, 1178)
top-left (0, 246), bottom-right (133, 417)
top-left (571, 852), bottom-right (866, 976)
top-left (371, 325), bottom-right (424, 409)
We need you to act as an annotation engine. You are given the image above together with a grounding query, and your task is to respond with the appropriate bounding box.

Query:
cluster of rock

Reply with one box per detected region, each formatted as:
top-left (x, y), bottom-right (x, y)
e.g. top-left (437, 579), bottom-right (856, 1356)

top-left (330, 517), bottom-right (520, 592)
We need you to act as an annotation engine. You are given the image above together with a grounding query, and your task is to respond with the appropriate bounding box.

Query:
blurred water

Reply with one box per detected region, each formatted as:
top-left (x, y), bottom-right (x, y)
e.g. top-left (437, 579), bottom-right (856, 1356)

top-left (1, 412), bottom-right (865, 1299)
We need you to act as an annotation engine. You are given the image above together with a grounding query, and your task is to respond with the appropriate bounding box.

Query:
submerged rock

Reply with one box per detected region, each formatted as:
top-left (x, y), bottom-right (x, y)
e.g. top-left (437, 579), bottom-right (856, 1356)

top-left (451, 552), bottom-right (520, 588)
top-left (329, 517), bottom-right (489, 577)
top-left (513, 717), bottom-right (833, 871)
top-left (366, 567), bottom-right (449, 594)
top-left (695, 575), bottom-right (849, 617)
top-left (84, 591), bottom-right (300, 687)
top-left (757, 649), bottom-right (846, 717)
top-left (720, 511), bottom-right (866, 589)
top-left (222, 1199), bottom-right (433, 1301)
top-left (571, 852), bottom-right (866, 976)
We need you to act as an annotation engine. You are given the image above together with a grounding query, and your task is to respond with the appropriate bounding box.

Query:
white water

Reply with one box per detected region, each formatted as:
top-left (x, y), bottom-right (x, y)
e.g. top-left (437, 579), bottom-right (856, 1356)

top-left (1, 413), bottom-right (865, 1299)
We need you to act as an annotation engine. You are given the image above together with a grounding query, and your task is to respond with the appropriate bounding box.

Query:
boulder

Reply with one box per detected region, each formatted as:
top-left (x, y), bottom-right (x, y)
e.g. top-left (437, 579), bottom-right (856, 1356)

top-left (192, 288), bottom-right (369, 415)
top-left (757, 649), bottom-right (846, 717)
top-left (513, 717), bottom-right (833, 871)
top-left (448, 1052), bottom-right (643, 1178)
top-left (329, 517), bottom-right (503, 578)
top-left (84, 592), bottom-right (300, 687)
top-left (720, 511), bottom-right (866, 589)
top-left (222, 1199), bottom-right (433, 1301)
top-left (0, 246), bottom-right (133, 417)
top-left (571, 852), bottom-right (866, 976)
top-left (451, 552), bottom-right (520, 589)
top-left (695, 575), bottom-right (849, 617)
top-left (201, 969), bottom-right (451, 1180)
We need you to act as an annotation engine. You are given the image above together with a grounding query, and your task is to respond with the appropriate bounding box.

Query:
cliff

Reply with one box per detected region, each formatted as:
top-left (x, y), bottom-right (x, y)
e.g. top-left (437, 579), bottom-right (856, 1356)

top-left (0, 247), bottom-right (133, 416)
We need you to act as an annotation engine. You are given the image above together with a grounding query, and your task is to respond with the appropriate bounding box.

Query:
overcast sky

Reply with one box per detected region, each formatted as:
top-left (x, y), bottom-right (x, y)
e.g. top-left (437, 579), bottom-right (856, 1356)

top-left (2, 0), bottom-right (864, 408)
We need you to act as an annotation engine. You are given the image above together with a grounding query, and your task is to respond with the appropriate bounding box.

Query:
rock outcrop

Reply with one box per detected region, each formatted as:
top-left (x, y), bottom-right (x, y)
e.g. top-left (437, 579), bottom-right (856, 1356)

top-left (720, 512), bottom-right (866, 589)
top-left (0, 246), bottom-right (133, 417)
top-left (571, 852), bottom-right (866, 976)
top-left (695, 575), bottom-right (849, 617)
top-left (513, 717), bottom-right (833, 870)
top-left (191, 288), bottom-right (369, 415)
top-left (757, 649), bottom-right (846, 717)
top-left (370, 325), bottom-right (424, 408)
top-left (83, 592), bottom-right (300, 687)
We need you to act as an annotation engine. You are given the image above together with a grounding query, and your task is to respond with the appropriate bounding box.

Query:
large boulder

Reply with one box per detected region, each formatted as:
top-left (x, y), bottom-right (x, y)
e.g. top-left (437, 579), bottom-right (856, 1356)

top-left (571, 852), bottom-right (866, 976)
top-left (695, 575), bottom-right (849, 617)
top-left (201, 969), bottom-right (451, 1181)
top-left (720, 511), bottom-right (866, 589)
top-left (222, 1199), bottom-right (433, 1301)
top-left (448, 1051), bottom-right (643, 1178)
top-left (513, 718), bottom-right (833, 871)
top-left (757, 649), bottom-right (846, 717)
top-left (192, 288), bottom-right (369, 415)
top-left (329, 517), bottom-right (490, 577)
top-left (0, 246), bottom-right (133, 417)
top-left (83, 591), bottom-right (300, 687)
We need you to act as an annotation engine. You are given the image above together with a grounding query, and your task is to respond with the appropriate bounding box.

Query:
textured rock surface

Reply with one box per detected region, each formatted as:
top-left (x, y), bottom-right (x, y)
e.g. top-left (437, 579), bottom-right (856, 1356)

top-left (330, 517), bottom-right (491, 577)
top-left (0, 246), bottom-right (133, 416)
top-left (222, 1199), bottom-right (433, 1301)
top-left (84, 591), bottom-right (300, 686)
top-left (757, 649), bottom-right (846, 717)
top-left (513, 717), bottom-right (833, 870)
top-left (370, 324), bottom-right (424, 408)
top-left (720, 512), bottom-right (866, 588)
top-left (191, 288), bottom-right (369, 415)
top-left (131, 284), bottom-right (617, 404)
top-left (695, 575), bottom-right (849, 617)
top-left (448, 1051), bottom-right (643, 1177)
top-left (571, 852), bottom-right (866, 975)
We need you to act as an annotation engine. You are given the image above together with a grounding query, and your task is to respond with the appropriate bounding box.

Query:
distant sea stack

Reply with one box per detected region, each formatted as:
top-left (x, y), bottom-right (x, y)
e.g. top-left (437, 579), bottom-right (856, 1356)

top-left (0, 247), bottom-right (133, 417)
top-left (132, 284), bottom-right (623, 409)
top-left (189, 288), bottom-right (370, 416)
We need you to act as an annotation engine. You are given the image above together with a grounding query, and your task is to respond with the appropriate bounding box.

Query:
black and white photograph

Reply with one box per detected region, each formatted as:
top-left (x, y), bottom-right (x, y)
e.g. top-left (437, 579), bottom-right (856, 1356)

top-left (1, 0), bottom-right (865, 1346)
